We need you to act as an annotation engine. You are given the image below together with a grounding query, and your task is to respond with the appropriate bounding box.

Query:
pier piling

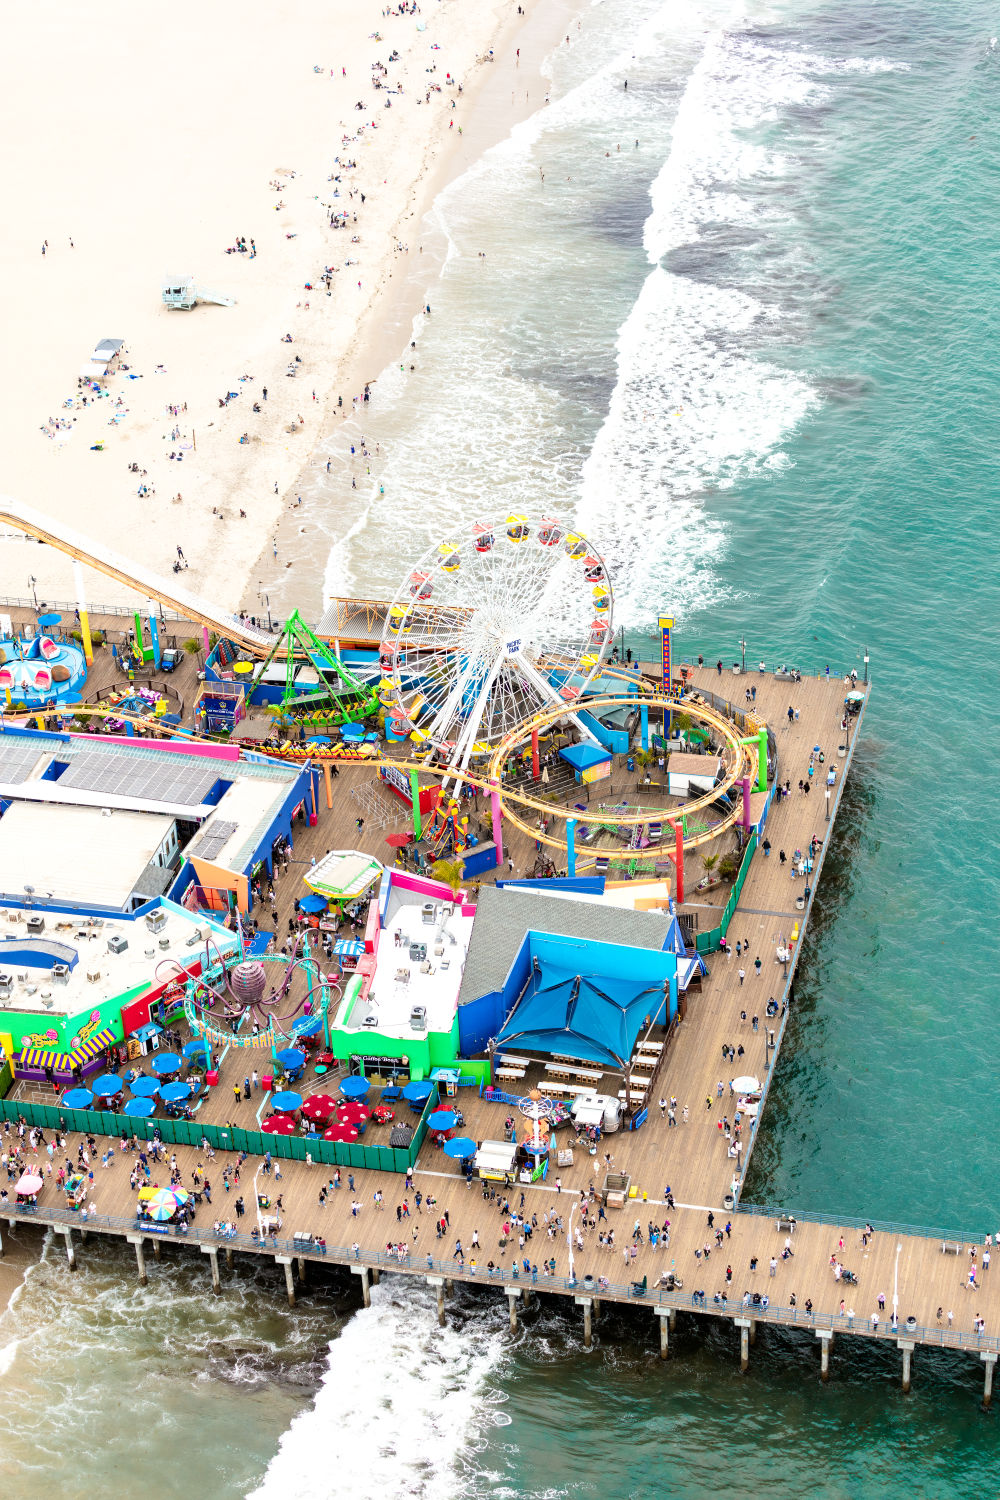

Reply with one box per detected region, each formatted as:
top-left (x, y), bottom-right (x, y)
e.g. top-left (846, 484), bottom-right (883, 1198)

top-left (506, 1288), bottom-right (521, 1333)
top-left (656, 1307), bottom-right (670, 1360)
top-left (275, 1255), bottom-right (295, 1307)
top-left (575, 1295), bottom-right (593, 1349)
top-left (296, 1255), bottom-right (307, 1283)
top-left (668, 1307), bottom-right (676, 1333)
top-left (427, 1275), bottom-right (446, 1325)
top-left (127, 1234), bottom-right (147, 1285)
top-left (152, 1239), bottom-right (161, 1262)
top-left (735, 1317), bottom-right (753, 1371)
top-left (56, 1225), bottom-right (76, 1270)
top-left (898, 1339), bottom-right (915, 1393)
top-left (371, 1268), bottom-right (380, 1285)
top-left (201, 1244), bottom-right (221, 1294)
top-left (816, 1330), bottom-right (833, 1381)
top-left (225, 1247), bottom-right (234, 1269)
top-left (982, 1352), bottom-right (997, 1407)
top-left (351, 1263), bottom-right (371, 1308)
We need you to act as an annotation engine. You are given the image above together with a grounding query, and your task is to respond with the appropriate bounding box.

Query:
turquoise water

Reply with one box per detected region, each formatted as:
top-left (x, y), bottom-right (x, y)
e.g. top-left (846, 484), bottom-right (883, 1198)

top-left (4, 0), bottom-right (1000, 1494)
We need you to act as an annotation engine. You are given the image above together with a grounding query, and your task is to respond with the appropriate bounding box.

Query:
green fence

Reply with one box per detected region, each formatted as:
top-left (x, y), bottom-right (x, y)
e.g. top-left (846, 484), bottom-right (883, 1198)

top-left (695, 830), bottom-right (758, 955)
top-left (0, 1086), bottom-right (439, 1176)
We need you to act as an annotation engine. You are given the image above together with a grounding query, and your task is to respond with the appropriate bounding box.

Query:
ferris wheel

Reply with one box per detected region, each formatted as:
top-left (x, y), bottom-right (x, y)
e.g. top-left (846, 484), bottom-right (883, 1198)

top-left (379, 515), bottom-right (613, 773)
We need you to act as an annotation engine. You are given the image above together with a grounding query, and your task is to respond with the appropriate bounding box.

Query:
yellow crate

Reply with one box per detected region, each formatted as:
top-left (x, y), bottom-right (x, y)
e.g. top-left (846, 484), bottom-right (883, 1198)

top-left (628, 1185), bottom-right (638, 1199)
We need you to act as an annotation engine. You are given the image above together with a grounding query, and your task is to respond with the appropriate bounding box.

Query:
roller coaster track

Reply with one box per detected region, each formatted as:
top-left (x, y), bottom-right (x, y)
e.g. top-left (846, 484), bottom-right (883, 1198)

top-left (0, 496), bottom-right (278, 656)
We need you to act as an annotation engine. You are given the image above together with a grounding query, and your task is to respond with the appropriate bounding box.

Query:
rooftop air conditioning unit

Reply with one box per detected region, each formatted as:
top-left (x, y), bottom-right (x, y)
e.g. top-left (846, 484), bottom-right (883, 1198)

top-left (158, 937), bottom-right (171, 950)
top-left (107, 934), bottom-right (128, 955)
top-left (421, 902), bottom-right (436, 925)
top-left (0, 975), bottom-right (12, 1000)
top-left (41, 994), bottom-right (53, 1008)
top-left (51, 963), bottom-right (70, 984)
top-left (146, 911), bottom-right (168, 934)
top-left (87, 968), bottom-right (102, 983)
top-left (26, 915), bottom-right (45, 935)
top-left (144, 948), bottom-right (155, 960)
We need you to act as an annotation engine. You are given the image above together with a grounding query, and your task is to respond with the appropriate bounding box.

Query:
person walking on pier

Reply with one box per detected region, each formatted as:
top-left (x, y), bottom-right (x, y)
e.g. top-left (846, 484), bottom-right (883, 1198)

top-left (738, 967), bottom-right (746, 986)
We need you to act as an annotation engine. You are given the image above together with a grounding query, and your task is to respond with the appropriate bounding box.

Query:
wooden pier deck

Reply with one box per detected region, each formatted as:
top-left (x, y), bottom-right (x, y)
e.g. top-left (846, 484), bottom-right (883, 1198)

top-left (5, 655), bottom-right (998, 1396)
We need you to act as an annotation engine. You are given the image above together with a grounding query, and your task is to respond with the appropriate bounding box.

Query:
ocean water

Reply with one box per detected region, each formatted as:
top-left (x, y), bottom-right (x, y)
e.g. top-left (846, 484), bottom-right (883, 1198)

top-left (5, 0), bottom-right (1000, 1492)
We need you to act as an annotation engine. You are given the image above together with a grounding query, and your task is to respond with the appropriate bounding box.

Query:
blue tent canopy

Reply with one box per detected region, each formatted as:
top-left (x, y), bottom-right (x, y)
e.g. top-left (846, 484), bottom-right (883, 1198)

top-left (559, 742), bottom-right (611, 771)
top-left (495, 959), bottom-right (666, 1070)
top-left (334, 938), bottom-right (364, 957)
top-left (299, 893), bottom-right (328, 914)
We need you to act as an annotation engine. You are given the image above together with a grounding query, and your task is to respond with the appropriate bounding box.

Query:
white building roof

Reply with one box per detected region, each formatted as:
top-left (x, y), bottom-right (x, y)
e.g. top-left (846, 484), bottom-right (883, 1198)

top-left (337, 893), bottom-right (474, 1042)
top-left (0, 802), bottom-right (174, 909)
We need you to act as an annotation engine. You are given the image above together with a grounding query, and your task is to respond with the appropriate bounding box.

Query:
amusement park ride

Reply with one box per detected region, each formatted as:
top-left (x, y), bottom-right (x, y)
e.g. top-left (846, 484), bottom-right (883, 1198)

top-left (0, 499), bottom-right (763, 883)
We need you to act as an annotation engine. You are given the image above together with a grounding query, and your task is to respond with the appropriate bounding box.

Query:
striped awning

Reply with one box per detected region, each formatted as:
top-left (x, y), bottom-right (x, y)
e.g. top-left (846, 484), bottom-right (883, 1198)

top-left (18, 1046), bottom-right (73, 1073)
top-left (71, 1028), bottom-right (116, 1064)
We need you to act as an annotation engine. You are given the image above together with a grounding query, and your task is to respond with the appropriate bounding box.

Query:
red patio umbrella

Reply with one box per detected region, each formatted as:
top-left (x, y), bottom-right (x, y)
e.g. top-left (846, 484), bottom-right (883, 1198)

top-left (301, 1094), bottom-right (338, 1124)
top-left (336, 1102), bottom-right (370, 1125)
top-left (261, 1113), bottom-right (297, 1134)
top-left (385, 833), bottom-right (412, 848)
top-left (323, 1123), bottom-right (359, 1143)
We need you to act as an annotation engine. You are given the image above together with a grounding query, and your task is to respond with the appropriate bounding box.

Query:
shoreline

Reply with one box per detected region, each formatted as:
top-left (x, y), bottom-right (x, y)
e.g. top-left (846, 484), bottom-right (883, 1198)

top-left (0, 0), bottom-right (565, 620)
top-left (249, 0), bottom-right (586, 621)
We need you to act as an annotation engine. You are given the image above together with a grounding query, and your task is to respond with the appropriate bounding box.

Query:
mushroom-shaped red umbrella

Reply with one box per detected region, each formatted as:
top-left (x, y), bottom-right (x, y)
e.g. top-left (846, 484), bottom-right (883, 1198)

top-left (301, 1094), bottom-right (338, 1125)
top-left (322, 1122), bottom-right (359, 1143)
top-left (336, 1101), bottom-right (370, 1126)
top-left (261, 1113), bottom-right (297, 1134)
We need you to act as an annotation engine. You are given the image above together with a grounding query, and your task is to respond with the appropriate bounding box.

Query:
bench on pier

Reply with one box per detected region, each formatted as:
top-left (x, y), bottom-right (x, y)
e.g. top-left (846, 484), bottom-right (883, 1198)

top-left (496, 1067), bottom-right (526, 1082)
top-left (776, 1217), bottom-right (797, 1234)
top-left (941, 1241), bottom-right (963, 1256)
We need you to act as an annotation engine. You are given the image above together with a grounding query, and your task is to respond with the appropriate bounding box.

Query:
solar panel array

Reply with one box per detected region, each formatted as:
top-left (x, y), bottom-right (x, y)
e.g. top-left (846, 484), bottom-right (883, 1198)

top-left (59, 750), bottom-right (221, 806)
top-left (189, 819), bottom-right (239, 860)
top-left (0, 741), bottom-right (45, 783)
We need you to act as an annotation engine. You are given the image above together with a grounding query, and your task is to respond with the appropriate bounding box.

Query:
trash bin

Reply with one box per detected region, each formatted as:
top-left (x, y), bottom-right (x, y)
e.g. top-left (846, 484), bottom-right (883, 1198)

top-left (627, 756), bottom-right (635, 773)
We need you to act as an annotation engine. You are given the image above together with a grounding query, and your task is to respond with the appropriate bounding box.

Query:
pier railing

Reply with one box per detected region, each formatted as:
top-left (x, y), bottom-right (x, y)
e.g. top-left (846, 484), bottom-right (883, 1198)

top-left (6, 1200), bottom-right (995, 1355)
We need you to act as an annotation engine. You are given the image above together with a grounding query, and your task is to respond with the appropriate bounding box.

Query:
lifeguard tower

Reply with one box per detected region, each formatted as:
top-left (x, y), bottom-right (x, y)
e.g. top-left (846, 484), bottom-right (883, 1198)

top-left (161, 274), bottom-right (235, 310)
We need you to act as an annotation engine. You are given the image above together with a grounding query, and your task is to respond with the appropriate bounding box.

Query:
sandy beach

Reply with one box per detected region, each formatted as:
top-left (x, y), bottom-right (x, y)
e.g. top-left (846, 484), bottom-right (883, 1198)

top-left (0, 0), bottom-right (548, 618)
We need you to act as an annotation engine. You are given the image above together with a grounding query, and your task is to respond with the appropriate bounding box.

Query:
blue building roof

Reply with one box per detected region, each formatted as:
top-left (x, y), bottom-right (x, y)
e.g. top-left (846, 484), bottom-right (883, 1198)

top-left (559, 743), bottom-right (611, 771)
top-left (495, 956), bottom-right (667, 1070)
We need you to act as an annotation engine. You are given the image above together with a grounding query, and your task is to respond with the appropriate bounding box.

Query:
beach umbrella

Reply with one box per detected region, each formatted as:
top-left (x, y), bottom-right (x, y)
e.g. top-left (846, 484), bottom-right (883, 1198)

top-left (146, 1189), bottom-right (179, 1217)
top-left (62, 1088), bottom-right (93, 1109)
top-left (91, 1073), bottom-right (123, 1098)
top-left (401, 1080), bottom-right (434, 1104)
top-left (151, 1052), bottom-right (183, 1076)
top-left (322, 1123), bottom-right (359, 1143)
top-left (336, 1101), bottom-right (370, 1125)
top-left (16, 1172), bottom-right (43, 1194)
top-left (339, 1075), bottom-right (370, 1101)
top-left (270, 1090), bottom-right (302, 1113)
top-left (182, 1039), bottom-right (212, 1061)
top-left (385, 833), bottom-right (411, 848)
top-left (428, 1109), bottom-right (458, 1132)
top-left (731, 1075), bottom-right (761, 1094)
top-left (123, 1098), bottom-right (155, 1118)
top-left (275, 1047), bottom-right (306, 1071)
top-left (261, 1113), bottom-right (297, 1135)
top-left (442, 1137), bottom-right (477, 1160)
top-left (129, 1075), bottom-right (160, 1098)
top-left (160, 1080), bottom-right (193, 1104)
top-left (301, 1094), bottom-right (337, 1124)
top-left (145, 1201), bottom-right (176, 1222)
top-left (299, 892), bottom-right (328, 915)
top-left (290, 1014), bottom-right (323, 1039)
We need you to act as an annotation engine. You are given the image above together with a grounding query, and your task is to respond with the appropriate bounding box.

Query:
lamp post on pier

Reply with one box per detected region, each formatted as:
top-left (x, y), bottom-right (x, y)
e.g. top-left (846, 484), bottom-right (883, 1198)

top-left (825, 787), bottom-right (831, 823)
top-left (566, 1198), bottom-right (583, 1286)
top-left (863, 648), bottom-right (870, 686)
top-left (738, 638), bottom-right (747, 673)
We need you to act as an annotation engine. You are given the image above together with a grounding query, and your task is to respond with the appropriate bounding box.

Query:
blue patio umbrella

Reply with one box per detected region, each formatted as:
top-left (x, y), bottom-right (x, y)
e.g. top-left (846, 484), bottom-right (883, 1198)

top-left (151, 1052), bottom-right (182, 1075)
top-left (160, 1080), bottom-right (193, 1103)
top-left (129, 1076), bottom-right (160, 1098)
top-left (401, 1080), bottom-right (434, 1104)
top-left (124, 1097), bottom-right (155, 1118)
top-left (299, 893), bottom-right (328, 914)
top-left (275, 1047), bottom-right (305, 1071)
top-left (427, 1109), bottom-right (458, 1132)
top-left (443, 1136), bottom-right (477, 1160)
top-left (91, 1074), bottom-right (123, 1098)
top-left (270, 1090), bottom-right (302, 1113)
top-left (62, 1088), bottom-right (93, 1109)
top-left (305, 736), bottom-right (332, 746)
top-left (339, 1076), bottom-right (370, 1100)
top-left (290, 1014), bottom-right (323, 1039)
top-left (182, 1039), bottom-right (212, 1061)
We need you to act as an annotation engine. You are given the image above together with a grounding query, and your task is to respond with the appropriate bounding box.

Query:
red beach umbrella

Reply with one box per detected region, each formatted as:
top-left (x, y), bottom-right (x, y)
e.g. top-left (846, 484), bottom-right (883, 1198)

top-left (261, 1113), bottom-right (297, 1135)
top-left (336, 1102), bottom-right (370, 1125)
top-left (301, 1094), bottom-right (338, 1124)
top-left (323, 1123), bottom-right (359, 1143)
top-left (385, 833), bottom-right (412, 848)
